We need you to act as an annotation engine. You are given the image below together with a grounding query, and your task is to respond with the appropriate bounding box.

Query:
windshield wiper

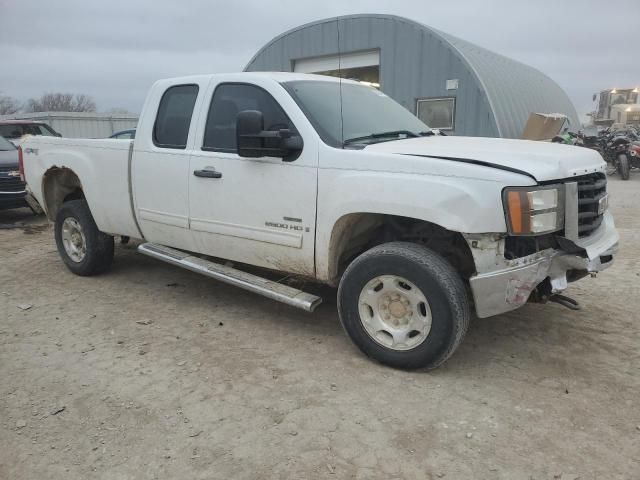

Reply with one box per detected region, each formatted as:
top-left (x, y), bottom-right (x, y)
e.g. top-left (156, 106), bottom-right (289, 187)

top-left (343, 130), bottom-right (420, 146)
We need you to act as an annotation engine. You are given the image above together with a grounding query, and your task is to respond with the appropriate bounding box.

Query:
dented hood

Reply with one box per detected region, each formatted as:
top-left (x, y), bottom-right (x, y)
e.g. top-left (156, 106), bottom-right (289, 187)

top-left (364, 135), bottom-right (605, 182)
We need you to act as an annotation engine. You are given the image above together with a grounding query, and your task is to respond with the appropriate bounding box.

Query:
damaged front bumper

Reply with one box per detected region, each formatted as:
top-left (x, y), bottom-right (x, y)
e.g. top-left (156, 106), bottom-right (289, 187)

top-left (465, 212), bottom-right (619, 318)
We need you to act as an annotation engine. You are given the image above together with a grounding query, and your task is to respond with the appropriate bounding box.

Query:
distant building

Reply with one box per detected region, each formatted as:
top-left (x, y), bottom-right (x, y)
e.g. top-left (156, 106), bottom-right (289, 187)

top-left (246, 14), bottom-right (579, 139)
top-left (610, 104), bottom-right (640, 127)
top-left (594, 88), bottom-right (640, 126)
top-left (0, 112), bottom-right (138, 138)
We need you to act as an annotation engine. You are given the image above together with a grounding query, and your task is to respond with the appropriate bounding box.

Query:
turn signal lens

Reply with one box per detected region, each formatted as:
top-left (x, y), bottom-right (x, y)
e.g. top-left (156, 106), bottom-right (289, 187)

top-left (506, 190), bottom-right (527, 234)
top-left (503, 186), bottom-right (563, 235)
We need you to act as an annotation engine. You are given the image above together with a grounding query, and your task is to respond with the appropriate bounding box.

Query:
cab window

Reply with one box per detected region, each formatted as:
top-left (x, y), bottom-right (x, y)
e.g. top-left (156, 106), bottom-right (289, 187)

top-left (202, 83), bottom-right (296, 153)
top-left (153, 84), bottom-right (199, 149)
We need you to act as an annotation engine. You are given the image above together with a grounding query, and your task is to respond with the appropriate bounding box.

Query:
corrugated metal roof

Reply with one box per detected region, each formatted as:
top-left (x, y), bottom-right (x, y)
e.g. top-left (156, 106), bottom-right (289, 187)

top-left (246, 14), bottom-right (579, 139)
top-left (435, 29), bottom-right (579, 138)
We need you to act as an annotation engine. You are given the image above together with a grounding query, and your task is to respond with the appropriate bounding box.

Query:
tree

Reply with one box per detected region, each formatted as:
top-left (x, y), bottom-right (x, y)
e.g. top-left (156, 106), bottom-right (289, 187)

top-left (0, 93), bottom-right (20, 115)
top-left (25, 93), bottom-right (96, 113)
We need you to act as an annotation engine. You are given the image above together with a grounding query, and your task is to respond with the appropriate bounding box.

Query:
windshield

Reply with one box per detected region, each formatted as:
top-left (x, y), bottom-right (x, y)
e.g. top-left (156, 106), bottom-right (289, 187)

top-left (0, 135), bottom-right (16, 151)
top-left (282, 80), bottom-right (430, 148)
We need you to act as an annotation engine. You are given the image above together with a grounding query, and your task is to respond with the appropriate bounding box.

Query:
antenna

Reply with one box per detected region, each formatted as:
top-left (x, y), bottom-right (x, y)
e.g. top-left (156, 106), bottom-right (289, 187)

top-left (336, 17), bottom-right (344, 147)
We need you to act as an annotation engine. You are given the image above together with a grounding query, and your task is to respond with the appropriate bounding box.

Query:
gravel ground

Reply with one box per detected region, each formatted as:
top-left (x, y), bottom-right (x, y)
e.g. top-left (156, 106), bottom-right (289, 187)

top-left (1, 176), bottom-right (638, 479)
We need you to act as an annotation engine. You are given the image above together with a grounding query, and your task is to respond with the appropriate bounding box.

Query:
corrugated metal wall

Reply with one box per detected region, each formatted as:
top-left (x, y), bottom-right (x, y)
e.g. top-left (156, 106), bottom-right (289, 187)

top-left (245, 14), bottom-right (578, 139)
top-left (0, 112), bottom-right (138, 138)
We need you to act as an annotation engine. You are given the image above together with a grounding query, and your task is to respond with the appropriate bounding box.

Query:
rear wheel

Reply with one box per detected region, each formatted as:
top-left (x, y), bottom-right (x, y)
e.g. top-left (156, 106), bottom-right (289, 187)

top-left (618, 154), bottom-right (630, 180)
top-left (337, 242), bottom-right (469, 370)
top-left (54, 199), bottom-right (114, 276)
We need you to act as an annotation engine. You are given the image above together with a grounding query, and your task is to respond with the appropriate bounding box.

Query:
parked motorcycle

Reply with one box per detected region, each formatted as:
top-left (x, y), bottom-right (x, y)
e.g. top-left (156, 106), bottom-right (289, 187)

top-left (602, 128), bottom-right (639, 180)
top-left (550, 126), bottom-right (639, 179)
top-left (570, 132), bottom-right (602, 160)
top-left (551, 130), bottom-right (581, 145)
top-left (626, 142), bottom-right (640, 179)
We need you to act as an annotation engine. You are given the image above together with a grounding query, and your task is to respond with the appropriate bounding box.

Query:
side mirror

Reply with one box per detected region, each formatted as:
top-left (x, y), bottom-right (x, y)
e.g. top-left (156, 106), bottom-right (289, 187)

top-left (236, 110), bottom-right (303, 161)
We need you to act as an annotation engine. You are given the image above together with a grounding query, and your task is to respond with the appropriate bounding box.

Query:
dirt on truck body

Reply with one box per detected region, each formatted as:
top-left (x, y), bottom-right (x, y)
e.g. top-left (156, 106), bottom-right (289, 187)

top-left (0, 176), bottom-right (638, 479)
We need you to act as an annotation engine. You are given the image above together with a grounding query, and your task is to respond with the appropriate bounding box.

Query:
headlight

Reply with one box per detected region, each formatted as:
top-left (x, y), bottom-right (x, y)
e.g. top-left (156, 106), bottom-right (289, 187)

top-left (502, 186), bottom-right (564, 235)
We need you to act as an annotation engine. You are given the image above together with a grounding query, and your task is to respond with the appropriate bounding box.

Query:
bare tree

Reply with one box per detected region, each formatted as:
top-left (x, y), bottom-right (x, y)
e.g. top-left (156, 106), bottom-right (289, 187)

top-left (25, 93), bottom-right (96, 113)
top-left (72, 94), bottom-right (96, 113)
top-left (0, 93), bottom-right (21, 115)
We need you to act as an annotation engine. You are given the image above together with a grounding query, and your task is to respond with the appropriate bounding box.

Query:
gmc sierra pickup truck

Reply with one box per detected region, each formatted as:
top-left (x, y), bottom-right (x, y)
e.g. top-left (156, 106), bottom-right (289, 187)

top-left (21, 72), bottom-right (619, 369)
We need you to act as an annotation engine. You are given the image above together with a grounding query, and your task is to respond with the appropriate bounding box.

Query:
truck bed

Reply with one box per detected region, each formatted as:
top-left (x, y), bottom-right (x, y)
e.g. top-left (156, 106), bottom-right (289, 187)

top-left (22, 136), bottom-right (141, 238)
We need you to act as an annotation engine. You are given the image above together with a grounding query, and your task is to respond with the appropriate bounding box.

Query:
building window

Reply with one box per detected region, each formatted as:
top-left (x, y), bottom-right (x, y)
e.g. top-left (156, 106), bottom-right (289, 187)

top-left (416, 97), bottom-right (456, 131)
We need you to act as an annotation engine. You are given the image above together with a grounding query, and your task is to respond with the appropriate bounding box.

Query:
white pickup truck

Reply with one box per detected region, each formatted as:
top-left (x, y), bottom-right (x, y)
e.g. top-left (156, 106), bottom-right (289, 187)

top-left (20, 72), bottom-right (619, 369)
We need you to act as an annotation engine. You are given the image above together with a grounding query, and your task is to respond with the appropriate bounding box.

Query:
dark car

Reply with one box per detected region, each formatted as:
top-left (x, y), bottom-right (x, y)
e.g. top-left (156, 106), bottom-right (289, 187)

top-left (109, 129), bottom-right (136, 140)
top-left (0, 120), bottom-right (61, 144)
top-left (0, 135), bottom-right (28, 210)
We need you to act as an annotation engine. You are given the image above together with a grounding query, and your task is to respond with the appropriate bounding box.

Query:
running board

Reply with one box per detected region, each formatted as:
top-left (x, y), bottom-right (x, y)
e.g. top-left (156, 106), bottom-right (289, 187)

top-left (137, 243), bottom-right (322, 312)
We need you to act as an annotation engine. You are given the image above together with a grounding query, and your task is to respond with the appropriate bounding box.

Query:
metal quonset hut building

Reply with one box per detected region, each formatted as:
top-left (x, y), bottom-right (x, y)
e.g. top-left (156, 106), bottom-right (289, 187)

top-left (245, 14), bottom-right (579, 139)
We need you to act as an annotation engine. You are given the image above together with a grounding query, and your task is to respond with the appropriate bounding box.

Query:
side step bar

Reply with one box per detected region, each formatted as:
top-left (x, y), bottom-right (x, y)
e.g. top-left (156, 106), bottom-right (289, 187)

top-left (138, 243), bottom-right (322, 312)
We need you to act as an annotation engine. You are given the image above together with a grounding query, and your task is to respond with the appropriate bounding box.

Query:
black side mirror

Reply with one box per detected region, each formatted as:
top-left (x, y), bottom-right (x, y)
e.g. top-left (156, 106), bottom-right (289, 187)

top-left (236, 110), bottom-right (303, 161)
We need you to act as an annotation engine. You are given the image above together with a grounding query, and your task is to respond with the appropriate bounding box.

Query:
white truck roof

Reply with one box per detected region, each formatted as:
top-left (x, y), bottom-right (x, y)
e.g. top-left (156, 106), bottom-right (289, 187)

top-left (153, 71), bottom-right (360, 87)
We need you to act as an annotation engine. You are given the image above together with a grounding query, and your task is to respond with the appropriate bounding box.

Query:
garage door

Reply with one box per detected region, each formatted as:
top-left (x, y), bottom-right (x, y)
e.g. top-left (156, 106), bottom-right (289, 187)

top-left (293, 50), bottom-right (380, 87)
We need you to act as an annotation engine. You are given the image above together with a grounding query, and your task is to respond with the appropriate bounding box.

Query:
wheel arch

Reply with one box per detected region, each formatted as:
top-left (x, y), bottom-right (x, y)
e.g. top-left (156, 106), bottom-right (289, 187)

top-left (41, 167), bottom-right (86, 221)
top-left (322, 212), bottom-right (475, 286)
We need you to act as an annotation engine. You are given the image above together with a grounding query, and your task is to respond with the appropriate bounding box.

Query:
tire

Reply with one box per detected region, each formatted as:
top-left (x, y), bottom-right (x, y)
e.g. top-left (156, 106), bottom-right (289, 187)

top-left (54, 199), bottom-right (114, 276)
top-left (337, 242), bottom-right (470, 370)
top-left (618, 154), bottom-right (630, 180)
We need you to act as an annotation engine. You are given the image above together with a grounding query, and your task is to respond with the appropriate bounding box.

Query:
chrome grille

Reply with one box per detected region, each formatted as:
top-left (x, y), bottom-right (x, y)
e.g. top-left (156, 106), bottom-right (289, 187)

top-left (0, 166), bottom-right (25, 193)
top-left (576, 172), bottom-right (606, 237)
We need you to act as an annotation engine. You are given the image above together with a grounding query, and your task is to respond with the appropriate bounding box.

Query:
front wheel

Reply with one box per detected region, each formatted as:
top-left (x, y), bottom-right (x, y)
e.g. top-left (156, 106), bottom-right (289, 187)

top-left (54, 199), bottom-right (114, 276)
top-left (618, 154), bottom-right (630, 180)
top-left (337, 242), bottom-right (470, 370)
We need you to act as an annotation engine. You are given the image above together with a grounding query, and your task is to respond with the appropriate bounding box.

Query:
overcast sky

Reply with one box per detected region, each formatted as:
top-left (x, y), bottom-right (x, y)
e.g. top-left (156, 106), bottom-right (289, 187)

top-left (1, 0), bottom-right (638, 118)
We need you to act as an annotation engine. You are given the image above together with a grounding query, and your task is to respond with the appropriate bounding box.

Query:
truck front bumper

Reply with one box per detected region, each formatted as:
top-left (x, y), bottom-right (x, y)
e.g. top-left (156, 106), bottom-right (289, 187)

top-left (466, 212), bottom-right (619, 318)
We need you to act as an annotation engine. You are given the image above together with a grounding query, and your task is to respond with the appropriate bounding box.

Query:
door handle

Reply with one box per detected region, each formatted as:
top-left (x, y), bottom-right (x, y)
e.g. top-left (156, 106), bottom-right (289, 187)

top-left (193, 168), bottom-right (222, 179)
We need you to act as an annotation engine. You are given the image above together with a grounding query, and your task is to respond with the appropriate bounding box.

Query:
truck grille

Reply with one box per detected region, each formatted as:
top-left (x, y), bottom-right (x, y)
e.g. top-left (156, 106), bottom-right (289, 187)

top-left (0, 166), bottom-right (26, 193)
top-left (576, 172), bottom-right (606, 237)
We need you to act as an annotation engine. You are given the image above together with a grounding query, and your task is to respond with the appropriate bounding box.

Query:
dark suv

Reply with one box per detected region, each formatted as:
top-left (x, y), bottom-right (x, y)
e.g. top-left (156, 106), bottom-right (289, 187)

top-left (0, 135), bottom-right (27, 210)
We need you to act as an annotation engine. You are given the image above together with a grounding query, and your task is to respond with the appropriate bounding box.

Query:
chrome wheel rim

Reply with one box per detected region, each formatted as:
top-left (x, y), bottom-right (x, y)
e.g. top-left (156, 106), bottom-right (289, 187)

top-left (358, 275), bottom-right (432, 351)
top-left (61, 217), bottom-right (87, 263)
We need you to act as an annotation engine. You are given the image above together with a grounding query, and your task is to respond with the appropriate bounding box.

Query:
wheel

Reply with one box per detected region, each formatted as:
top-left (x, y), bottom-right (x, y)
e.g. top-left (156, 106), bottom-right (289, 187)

top-left (337, 242), bottom-right (470, 370)
top-left (54, 199), bottom-right (114, 276)
top-left (618, 154), bottom-right (630, 180)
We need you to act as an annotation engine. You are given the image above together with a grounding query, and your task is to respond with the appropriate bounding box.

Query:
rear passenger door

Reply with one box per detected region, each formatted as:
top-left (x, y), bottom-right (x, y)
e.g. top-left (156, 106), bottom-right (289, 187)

top-left (188, 81), bottom-right (318, 277)
top-left (132, 83), bottom-right (200, 250)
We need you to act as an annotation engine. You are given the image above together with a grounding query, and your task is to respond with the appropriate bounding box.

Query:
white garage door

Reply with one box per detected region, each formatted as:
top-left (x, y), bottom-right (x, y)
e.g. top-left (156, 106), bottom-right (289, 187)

top-left (293, 50), bottom-right (380, 74)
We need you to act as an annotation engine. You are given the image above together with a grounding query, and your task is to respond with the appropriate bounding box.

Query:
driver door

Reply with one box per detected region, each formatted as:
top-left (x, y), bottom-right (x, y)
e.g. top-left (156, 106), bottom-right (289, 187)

top-left (188, 81), bottom-right (318, 277)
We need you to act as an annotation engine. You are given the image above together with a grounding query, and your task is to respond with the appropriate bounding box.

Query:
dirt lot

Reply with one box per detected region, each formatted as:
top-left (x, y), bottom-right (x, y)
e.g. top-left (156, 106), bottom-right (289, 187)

top-left (1, 177), bottom-right (638, 480)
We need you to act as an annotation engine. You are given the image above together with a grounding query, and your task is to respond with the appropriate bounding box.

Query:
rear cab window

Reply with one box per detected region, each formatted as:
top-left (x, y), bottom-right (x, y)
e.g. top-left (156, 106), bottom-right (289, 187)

top-left (153, 84), bottom-right (199, 149)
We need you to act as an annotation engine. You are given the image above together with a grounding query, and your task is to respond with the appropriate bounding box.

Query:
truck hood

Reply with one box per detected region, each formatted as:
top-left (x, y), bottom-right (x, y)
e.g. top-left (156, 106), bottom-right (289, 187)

top-left (364, 136), bottom-right (605, 182)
